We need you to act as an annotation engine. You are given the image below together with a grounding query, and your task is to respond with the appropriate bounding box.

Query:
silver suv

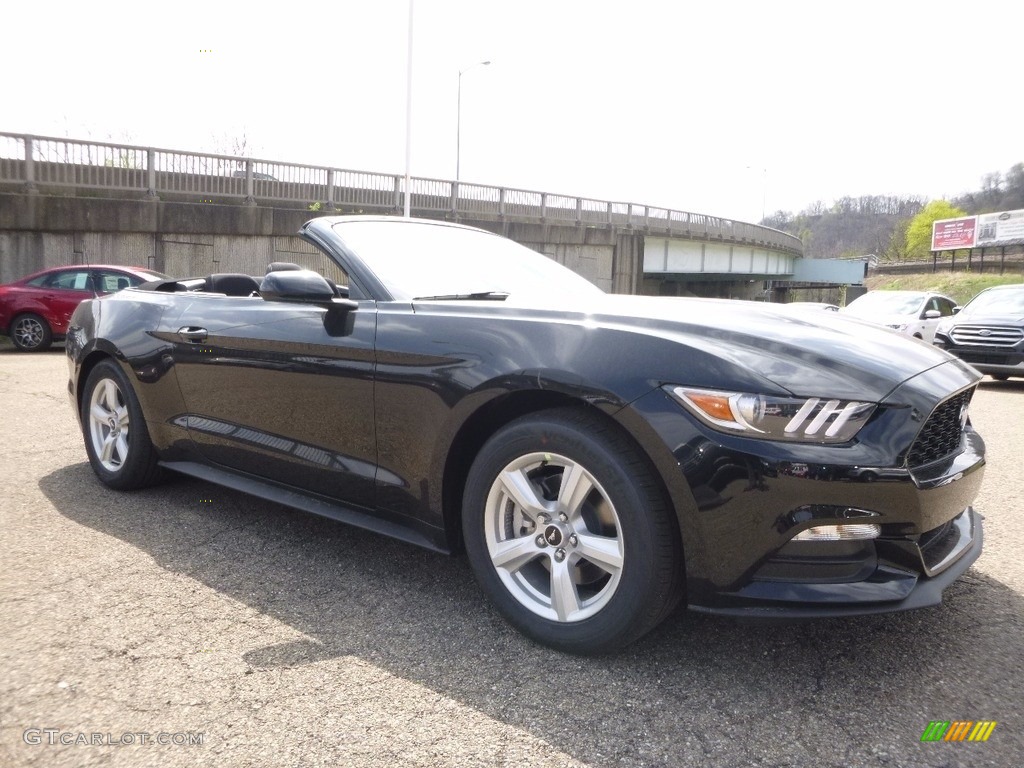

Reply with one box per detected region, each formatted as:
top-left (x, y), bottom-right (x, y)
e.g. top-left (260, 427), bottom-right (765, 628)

top-left (933, 284), bottom-right (1024, 380)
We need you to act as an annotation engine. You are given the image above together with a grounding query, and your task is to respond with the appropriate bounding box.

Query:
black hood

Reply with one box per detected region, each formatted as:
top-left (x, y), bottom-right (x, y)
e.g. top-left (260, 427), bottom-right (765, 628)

top-left (503, 294), bottom-right (979, 402)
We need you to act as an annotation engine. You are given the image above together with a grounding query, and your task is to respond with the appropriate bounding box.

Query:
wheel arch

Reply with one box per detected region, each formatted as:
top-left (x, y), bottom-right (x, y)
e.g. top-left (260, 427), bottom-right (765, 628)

top-left (441, 389), bottom-right (577, 551)
top-left (11, 308), bottom-right (50, 324)
top-left (74, 348), bottom-right (122, 419)
top-left (440, 388), bottom-right (688, 578)
top-left (11, 302), bottom-right (54, 327)
top-left (77, 352), bottom-right (166, 489)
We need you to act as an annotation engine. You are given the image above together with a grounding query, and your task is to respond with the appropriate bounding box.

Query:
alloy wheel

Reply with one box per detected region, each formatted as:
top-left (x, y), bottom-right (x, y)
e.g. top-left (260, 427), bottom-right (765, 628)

top-left (88, 377), bottom-right (131, 472)
top-left (13, 316), bottom-right (45, 350)
top-left (483, 452), bottom-right (624, 622)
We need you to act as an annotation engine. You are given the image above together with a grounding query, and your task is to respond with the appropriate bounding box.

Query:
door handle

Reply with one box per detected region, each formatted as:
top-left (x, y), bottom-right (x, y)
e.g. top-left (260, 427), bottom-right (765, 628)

top-left (177, 327), bottom-right (208, 342)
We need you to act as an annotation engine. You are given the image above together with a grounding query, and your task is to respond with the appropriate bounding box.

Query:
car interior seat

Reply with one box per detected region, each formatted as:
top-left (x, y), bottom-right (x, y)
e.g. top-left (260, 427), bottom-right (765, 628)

top-left (205, 273), bottom-right (262, 297)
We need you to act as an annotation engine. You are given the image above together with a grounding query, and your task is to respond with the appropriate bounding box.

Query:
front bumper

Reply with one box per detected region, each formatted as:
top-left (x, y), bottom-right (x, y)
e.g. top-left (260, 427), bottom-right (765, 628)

top-left (691, 506), bottom-right (982, 618)
top-left (934, 335), bottom-right (1024, 377)
top-left (624, 361), bottom-right (986, 619)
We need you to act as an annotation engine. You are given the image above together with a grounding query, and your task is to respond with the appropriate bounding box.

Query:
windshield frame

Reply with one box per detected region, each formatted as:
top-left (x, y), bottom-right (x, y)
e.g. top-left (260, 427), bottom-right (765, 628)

top-left (316, 218), bottom-right (606, 303)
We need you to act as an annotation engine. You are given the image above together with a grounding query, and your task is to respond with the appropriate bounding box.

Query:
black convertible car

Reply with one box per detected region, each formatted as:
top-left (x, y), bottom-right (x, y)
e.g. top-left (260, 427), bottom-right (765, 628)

top-left (67, 216), bottom-right (986, 653)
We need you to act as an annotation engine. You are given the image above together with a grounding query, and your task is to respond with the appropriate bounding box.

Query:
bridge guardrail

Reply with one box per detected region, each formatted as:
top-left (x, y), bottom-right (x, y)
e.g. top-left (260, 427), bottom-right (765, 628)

top-left (0, 131), bottom-right (803, 255)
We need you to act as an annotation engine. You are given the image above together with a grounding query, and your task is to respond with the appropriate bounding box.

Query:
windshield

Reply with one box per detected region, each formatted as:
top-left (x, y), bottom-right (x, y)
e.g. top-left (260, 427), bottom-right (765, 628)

top-left (960, 287), bottom-right (1024, 317)
top-left (330, 220), bottom-right (605, 301)
top-left (844, 292), bottom-right (925, 317)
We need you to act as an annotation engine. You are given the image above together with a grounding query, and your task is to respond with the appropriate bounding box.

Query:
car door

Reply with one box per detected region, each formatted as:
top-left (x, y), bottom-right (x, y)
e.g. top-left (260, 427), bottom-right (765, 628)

top-left (41, 269), bottom-right (97, 334)
top-left (167, 292), bottom-right (379, 510)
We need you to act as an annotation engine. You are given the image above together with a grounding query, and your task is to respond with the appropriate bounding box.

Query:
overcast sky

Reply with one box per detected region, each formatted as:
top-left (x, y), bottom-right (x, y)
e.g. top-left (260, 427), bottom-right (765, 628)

top-left (4, 0), bottom-right (1021, 223)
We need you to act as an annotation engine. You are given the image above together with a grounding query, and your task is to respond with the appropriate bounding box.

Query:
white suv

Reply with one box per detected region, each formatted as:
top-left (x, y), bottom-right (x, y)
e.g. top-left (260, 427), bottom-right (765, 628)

top-left (841, 291), bottom-right (959, 343)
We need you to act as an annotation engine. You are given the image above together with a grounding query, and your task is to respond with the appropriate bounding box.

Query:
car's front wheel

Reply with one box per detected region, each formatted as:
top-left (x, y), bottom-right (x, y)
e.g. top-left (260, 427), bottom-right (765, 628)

top-left (462, 408), bottom-right (683, 654)
top-left (81, 360), bottom-right (164, 490)
top-left (11, 313), bottom-right (52, 352)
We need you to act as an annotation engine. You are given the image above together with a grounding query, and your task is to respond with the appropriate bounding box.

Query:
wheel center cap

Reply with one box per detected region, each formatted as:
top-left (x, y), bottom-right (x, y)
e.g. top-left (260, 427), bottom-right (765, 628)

top-left (543, 525), bottom-right (563, 547)
top-left (108, 418), bottom-right (118, 434)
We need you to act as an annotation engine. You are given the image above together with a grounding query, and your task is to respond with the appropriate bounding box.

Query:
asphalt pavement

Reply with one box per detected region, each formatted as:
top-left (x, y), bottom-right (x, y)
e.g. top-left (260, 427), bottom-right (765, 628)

top-left (1, 347), bottom-right (1022, 768)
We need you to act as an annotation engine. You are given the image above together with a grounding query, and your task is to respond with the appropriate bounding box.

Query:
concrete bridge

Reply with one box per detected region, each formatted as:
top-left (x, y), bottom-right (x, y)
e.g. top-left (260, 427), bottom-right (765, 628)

top-left (0, 132), bottom-right (858, 299)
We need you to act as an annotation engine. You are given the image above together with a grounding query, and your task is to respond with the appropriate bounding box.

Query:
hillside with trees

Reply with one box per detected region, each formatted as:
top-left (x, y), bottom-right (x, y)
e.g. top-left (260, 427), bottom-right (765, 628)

top-left (763, 162), bottom-right (1024, 261)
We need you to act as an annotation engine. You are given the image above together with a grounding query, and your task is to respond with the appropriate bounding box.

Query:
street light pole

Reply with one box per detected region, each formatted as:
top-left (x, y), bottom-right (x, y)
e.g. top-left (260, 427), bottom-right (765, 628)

top-left (456, 60), bottom-right (490, 184)
top-left (403, 0), bottom-right (415, 217)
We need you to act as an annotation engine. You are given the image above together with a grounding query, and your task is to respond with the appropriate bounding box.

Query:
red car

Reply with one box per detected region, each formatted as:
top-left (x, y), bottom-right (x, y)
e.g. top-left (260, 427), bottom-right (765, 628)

top-left (0, 265), bottom-right (168, 351)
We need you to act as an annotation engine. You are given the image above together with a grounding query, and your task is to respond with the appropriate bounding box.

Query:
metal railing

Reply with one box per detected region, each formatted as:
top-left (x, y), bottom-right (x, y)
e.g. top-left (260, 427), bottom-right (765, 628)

top-left (0, 131), bottom-right (803, 254)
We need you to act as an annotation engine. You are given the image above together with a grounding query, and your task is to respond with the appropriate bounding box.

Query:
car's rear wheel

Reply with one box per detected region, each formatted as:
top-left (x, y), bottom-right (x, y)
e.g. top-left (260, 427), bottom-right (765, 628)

top-left (11, 313), bottom-right (52, 352)
top-left (462, 408), bottom-right (683, 654)
top-left (81, 360), bottom-right (164, 490)
top-left (990, 374), bottom-right (1009, 381)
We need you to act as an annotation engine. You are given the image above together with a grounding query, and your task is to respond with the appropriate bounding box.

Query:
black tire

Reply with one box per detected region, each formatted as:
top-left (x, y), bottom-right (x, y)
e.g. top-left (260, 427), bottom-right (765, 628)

top-left (11, 313), bottom-right (52, 352)
top-left (80, 360), bottom-right (164, 490)
top-left (462, 407), bottom-right (683, 654)
top-left (990, 375), bottom-right (1009, 381)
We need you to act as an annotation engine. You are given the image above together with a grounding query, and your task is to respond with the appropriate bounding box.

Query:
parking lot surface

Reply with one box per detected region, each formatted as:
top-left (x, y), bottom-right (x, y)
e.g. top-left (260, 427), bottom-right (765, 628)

top-left (2, 348), bottom-right (1022, 767)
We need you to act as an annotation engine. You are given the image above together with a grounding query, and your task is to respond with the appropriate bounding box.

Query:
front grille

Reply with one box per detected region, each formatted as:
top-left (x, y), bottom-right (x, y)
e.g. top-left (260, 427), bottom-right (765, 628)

top-left (906, 388), bottom-right (973, 468)
top-left (958, 352), bottom-right (1013, 365)
top-left (950, 324), bottom-right (1023, 347)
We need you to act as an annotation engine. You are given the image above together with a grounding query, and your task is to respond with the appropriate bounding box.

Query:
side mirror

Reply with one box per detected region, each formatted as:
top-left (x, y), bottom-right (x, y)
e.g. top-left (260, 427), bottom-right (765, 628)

top-left (262, 270), bottom-right (357, 309)
top-left (923, 309), bottom-right (941, 319)
top-left (261, 269), bottom-right (358, 336)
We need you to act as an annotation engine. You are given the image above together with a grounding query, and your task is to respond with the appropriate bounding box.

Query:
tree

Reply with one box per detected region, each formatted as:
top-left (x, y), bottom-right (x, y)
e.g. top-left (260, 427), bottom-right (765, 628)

top-left (1003, 163), bottom-right (1024, 209)
top-left (904, 200), bottom-right (969, 260)
top-left (762, 210), bottom-right (793, 230)
top-left (883, 218), bottom-right (911, 262)
top-left (978, 172), bottom-right (1003, 210)
top-left (102, 150), bottom-right (142, 169)
top-left (207, 130), bottom-right (263, 176)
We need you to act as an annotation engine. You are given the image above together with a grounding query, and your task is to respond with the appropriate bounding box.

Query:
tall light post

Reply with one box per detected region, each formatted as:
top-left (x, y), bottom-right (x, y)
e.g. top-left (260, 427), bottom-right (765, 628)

top-left (403, 0), bottom-right (415, 217)
top-left (456, 60), bottom-right (490, 184)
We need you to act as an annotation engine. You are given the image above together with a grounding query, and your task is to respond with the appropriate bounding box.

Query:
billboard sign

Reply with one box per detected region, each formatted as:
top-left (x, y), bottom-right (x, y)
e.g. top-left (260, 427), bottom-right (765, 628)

top-left (931, 217), bottom-right (977, 251)
top-left (932, 209), bottom-right (1024, 251)
top-left (977, 209), bottom-right (1024, 247)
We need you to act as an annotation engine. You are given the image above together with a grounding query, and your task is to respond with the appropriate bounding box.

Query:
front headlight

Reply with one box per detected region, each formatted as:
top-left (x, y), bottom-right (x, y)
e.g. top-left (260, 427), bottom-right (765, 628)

top-left (665, 386), bottom-right (875, 444)
top-left (886, 322), bottom-right (909, 331)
